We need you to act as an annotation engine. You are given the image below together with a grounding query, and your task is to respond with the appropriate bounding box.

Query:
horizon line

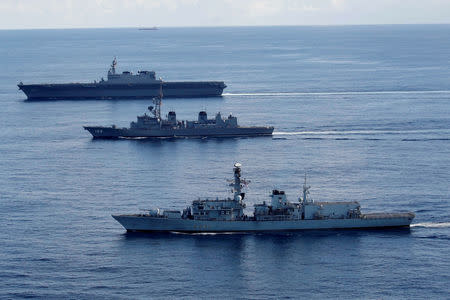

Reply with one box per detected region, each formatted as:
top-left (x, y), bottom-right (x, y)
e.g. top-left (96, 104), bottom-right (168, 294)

top-left (1, 23), bottom-right (450, 31)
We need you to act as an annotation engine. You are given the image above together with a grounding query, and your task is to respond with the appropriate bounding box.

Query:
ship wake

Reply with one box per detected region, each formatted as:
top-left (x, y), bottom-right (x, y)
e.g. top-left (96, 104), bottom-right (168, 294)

top-left (223, 90), bottom-right (450, 97)
top-left (273, 129), bottom-right (450, 136)
top-left (411, 222), bottom-right (450, 228)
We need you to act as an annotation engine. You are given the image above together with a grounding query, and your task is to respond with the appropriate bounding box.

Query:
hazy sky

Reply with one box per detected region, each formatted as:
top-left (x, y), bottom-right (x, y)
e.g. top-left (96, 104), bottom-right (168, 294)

top-left (0, 0), bottom-right (449, 29)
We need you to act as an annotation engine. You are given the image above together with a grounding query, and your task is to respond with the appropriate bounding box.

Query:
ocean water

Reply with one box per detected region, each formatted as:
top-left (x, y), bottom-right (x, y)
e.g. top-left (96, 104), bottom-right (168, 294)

top-left (0, 25), bottom-right (449, 299)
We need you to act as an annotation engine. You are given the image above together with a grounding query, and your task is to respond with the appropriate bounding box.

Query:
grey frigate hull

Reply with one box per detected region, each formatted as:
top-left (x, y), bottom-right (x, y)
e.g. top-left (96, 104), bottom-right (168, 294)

top-left (113, 213), bottom-right (415, 233)
top-left (112, 163), bottom-right (415, 234)
top-left (84, 126), bottom-right (274, 138)
top-left (18, 82), bottom-right (226, 100)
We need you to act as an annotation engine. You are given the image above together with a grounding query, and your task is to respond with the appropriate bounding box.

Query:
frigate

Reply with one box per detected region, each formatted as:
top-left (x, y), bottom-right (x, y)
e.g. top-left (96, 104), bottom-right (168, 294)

top-left (18, 58), bottom-right (226, 100)
top-left (84, 89), bottom-right (273, 138)
top-left (112, 163), bottom-right (415, 233)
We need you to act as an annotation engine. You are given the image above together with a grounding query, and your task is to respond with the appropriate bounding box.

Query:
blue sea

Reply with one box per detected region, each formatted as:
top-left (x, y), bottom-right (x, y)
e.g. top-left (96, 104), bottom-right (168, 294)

top-left (0, 25), bottom-right (449, 299)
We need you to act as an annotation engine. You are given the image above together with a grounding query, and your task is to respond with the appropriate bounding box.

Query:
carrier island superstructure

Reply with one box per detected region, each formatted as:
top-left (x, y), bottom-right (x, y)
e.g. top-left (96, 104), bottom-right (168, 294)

top-left (18, 58), bottom-right (226, 100)
top-left (112, 163), bottom-right (415, 233)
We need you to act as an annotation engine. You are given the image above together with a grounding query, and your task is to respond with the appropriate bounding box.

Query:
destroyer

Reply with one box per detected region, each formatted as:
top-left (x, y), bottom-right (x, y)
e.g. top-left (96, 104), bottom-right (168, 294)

top-left (18, 58), bottom-right (226, 100)
top-left (84, 89), bottom-right (273, 138)
top-left (113, 163), bottom-right (415, 233)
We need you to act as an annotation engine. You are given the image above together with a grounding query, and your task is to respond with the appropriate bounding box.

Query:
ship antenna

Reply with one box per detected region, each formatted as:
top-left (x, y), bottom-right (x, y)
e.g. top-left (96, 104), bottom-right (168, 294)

top-left (153, 97), bottom-right (161, 120)
top-left (110, 57), bottom-right (117, 75)
top-left (151, 82), bottom-right (163, 122)
top-left (302, 172), bottom-right (312, 203)
top-left (231, 163), bottom-right (248, 203)
top-left (159, 82), bottom-right (163, 99)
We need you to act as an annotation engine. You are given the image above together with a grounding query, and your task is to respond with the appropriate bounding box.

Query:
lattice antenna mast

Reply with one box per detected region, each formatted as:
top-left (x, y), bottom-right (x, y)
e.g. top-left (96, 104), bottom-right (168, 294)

top-left (151, 83), bottom-right (163, 120)
top-left (302, 173), bottom-right (312, 203)
top-left (109, 57), bottom-right (117, 75)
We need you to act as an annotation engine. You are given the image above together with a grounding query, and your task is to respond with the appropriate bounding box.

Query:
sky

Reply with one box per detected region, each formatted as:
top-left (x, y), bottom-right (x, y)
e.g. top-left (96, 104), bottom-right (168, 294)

top-left (0, 0), bottom-right (449, 29)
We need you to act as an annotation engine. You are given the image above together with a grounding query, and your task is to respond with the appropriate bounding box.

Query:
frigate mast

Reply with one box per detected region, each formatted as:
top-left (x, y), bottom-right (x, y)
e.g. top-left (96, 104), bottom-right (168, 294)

top-left (300, 173), bottom-right (312, 204)
top-left (230, 163), bottom-right (248, 204)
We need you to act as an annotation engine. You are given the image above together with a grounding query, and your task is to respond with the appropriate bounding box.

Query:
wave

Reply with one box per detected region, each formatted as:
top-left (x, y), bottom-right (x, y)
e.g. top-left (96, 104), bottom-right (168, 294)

top-left (402, 138), bottom-right (450, 141)
top-left (223, 90), bottom-right (450, 96)
top-left (411, 222), bottom-right (450, 228)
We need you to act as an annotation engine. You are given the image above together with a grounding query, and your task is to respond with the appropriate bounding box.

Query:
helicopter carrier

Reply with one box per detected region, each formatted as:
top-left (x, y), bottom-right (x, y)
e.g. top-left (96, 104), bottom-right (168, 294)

top-left (112, 163), bottom-right (415, 233)
top-left (18, 58), bottom-right (226, 100)
top-left (84, 88), bottom-right (273, 138)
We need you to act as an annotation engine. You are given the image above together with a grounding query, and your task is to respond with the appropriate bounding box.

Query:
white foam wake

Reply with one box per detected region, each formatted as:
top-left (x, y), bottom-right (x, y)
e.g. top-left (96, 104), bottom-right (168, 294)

top-left (273, 129), bottom-right (450, 136)
top-left (223, 90), bottom-right (450, 97)
top-left (411, 222), bottom-right (450, 228)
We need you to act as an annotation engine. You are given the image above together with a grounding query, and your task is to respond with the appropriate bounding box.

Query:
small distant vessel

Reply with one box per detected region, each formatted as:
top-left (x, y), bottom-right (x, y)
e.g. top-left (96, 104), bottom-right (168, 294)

top-left (18, 58), bottom-right (226, 100)
top-left (84, 88), bottom-right (273, 139)
top-left (113, 163), bottom-right (415, 233)
top-left (138, 27), bottom-right (158, 30)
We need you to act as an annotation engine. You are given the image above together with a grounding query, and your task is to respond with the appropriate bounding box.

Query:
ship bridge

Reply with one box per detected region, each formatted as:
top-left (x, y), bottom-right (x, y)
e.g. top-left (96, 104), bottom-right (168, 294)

top-left (106, 58), bottom-right (161, 84)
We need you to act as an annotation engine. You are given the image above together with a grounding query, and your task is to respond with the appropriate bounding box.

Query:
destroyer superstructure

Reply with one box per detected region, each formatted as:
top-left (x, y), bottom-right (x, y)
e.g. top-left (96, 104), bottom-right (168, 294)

top-left (84, 89), bottom-right (273, 138)
top-left (112, 163), bottom-right (415, 233)
top-left (18, 58), bottom-right (226, 100)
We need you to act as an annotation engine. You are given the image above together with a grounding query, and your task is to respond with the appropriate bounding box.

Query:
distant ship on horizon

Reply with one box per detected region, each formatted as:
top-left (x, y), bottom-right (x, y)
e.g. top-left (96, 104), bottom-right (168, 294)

top-left (18, 58), bottom-right (226, 100)
top-left (138, 27), bottom-right (159, 30)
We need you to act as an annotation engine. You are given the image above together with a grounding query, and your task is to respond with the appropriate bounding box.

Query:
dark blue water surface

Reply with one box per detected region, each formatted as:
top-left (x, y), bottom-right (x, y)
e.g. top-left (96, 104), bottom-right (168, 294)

top-left (0, 25), bottom-right (449, 299)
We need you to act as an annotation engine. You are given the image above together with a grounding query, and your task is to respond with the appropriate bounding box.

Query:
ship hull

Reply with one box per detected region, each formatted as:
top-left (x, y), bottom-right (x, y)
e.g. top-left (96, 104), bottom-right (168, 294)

top-left (18, 82), bottom-right (226, 100)
top-left (84, 126), bottom-right (274, 138)
top-left (112, 213), bottom-right (415, 233)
